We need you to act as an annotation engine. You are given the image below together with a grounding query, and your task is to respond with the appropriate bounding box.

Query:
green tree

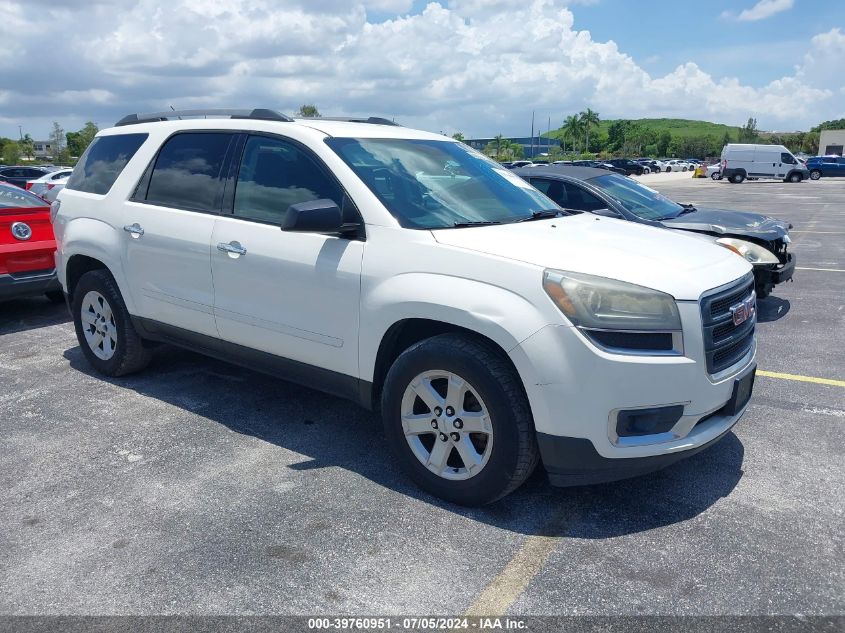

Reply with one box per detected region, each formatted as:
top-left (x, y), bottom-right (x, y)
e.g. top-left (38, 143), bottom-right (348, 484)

top-left (296, 104), bottom-right (321, 118)
top-left (738, 117), bottom-right (758, 143)
top-left (562, 115), bottom-right (582, 153)
top-left (451, 132), bottom-right (465, 142)
top-left (2, 141), bottom-right (22, 165)
top-left (656, 130), bottom-right (672, 156)
top-left (810, 119), bottom-right (845, 132)
top-left (19, 133), bottom-right (34, 160)
top-left (721, 130), bottom-right (731, 150)
top-left (607, 120), bottom-right (629, 153)
top-left (48, 122), bottom-right (66, 160)
top-left (66, 121), bottom-right (99, 158)
top-left (493, 134), bottom-right (504, 160)
top-left (580, 108), bottom-right (600, 153)
top-left (802, 131), bottom-right (820, 154)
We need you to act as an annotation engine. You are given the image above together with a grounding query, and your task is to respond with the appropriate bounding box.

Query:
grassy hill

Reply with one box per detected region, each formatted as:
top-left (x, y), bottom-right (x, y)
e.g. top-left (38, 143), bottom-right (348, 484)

top-left (545, 118), bottom-right (741, 140)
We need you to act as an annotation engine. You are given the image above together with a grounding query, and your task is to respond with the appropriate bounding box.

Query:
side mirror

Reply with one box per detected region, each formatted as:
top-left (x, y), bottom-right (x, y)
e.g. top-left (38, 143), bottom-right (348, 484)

top-left (281, 199), bottom-right (359, 237)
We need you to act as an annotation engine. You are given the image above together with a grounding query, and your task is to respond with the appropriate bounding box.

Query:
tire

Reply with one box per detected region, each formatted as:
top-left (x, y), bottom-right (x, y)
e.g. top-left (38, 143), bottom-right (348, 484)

top-left (381, 333), bottom-right (539, 506)
top-left (729, 173), bottom-right (745, 184)
top-left (787, 172), bottom-right (802, 183)
top-left (72, 269), bottom-right (151, 376)
top-left (755, 283), bottom-right (772, 300)
top-left (45, 290), bottom-right (65, 304)
top-left (809, 170), bottom-right (821, 181)
top-left (710, 171), bottom-right (722, 180)
top-left (682, 166), bottom-right (687, 171)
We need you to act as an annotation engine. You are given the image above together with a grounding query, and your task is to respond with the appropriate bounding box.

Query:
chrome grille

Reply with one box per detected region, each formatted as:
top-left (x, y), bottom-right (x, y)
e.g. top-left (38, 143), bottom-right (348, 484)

top-left (700, 274), bottom-right (756, 375)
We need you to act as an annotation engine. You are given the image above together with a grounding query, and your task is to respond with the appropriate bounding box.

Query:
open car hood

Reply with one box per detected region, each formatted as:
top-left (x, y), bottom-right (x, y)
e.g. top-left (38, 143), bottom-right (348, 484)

top-left (661, 206), bottom-right (790, 240)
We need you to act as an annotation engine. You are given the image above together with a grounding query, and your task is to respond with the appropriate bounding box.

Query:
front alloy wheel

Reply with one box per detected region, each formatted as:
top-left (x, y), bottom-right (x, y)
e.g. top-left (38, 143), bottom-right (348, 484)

top-left (401, 370), bottom-right (493, 481)
top-left (381, 333), bottom-right (539, 505)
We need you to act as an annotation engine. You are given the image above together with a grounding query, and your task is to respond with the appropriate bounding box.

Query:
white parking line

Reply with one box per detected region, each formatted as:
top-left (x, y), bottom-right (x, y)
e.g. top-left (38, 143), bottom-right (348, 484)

top-left (796, 267), bottom-right (845, 272)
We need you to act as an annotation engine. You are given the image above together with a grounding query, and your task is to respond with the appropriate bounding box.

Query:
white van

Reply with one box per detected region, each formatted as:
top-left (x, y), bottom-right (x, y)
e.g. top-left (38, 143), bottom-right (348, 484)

top-left (721, 143), bottom-right (809, 183)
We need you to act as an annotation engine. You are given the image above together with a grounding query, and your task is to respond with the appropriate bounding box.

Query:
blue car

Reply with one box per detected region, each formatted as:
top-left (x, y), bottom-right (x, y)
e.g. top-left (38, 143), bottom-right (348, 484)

top-left (806, 156), bottom-right (845, 180)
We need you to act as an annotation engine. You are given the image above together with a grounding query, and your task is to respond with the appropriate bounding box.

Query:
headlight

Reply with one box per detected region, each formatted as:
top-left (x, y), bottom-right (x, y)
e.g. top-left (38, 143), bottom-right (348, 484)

top-left (715, 238), bottom-right (779, 264)
top-left (542, 270), bottom-right (681, 331)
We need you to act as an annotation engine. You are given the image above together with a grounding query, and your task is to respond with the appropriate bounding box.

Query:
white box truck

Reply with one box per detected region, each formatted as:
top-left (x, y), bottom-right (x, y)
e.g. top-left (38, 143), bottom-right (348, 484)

top-left (721, 143), bottom-right (809, 184)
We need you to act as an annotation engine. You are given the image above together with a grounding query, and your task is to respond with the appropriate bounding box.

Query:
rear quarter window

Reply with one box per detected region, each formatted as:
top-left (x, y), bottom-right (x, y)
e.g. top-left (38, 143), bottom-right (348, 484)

top-left (66, 133), bottom-right (148, 195)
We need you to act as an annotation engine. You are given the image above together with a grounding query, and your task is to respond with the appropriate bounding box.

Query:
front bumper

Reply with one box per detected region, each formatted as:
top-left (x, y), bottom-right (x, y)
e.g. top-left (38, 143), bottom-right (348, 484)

top-left (538, 366), bottom-right (753, 486)
top-left (508, 300), bottom-right (757, 481)
top-left (0, 269), bottom-right (60, 300)
top-left (755, 252), bottom-right (795, 287)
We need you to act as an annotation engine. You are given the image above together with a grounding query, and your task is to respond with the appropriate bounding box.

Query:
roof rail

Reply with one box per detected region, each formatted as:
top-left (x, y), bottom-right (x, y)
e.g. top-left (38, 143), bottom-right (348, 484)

top-left (114, 108), bottom-right (293, 127)
top-left (299, 116), bottom-right (400, 127)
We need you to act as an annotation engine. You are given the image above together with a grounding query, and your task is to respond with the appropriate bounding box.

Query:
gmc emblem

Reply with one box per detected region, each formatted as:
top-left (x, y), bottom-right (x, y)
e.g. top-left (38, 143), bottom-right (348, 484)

top-left (730, 294), bottom-right (757, 326)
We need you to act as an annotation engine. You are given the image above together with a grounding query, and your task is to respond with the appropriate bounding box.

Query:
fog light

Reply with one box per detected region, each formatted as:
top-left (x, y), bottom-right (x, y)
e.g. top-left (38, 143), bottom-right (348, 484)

top-left (616, 405), bottom-right (684, 437)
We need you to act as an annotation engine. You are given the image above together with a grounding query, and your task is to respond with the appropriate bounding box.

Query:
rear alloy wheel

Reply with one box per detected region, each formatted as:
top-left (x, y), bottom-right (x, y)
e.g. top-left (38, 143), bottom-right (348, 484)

top-left (72, 270), bottom-right (151, 376)
top-left (809, 170), bottom-right (821, 181)
top-left (711, 171), bottom-right (722, 180)
top-left (382, 334), bottom-right (538, 505)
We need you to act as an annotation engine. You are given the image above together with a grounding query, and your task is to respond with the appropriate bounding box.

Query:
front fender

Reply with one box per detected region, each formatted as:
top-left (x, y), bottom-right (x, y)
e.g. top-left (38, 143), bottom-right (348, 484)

top-left (359, 271), bottom-right (553, 382)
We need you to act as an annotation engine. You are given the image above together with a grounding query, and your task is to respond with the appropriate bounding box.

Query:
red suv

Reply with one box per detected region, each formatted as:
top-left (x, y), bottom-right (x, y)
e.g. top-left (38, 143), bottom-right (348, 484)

top-left (0, 182), bottom-right (62, 302)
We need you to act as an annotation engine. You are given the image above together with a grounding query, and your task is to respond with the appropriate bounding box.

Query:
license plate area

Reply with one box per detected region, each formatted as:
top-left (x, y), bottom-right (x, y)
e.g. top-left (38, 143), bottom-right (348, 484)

top-left (724, 365), bottom-right (756, 416)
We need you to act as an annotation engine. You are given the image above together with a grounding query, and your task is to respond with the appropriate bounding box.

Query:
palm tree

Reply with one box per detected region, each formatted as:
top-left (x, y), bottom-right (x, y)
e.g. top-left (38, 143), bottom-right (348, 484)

top-left (493, 134), bottom-right (504, 160)
top-left (580, 108), bottom-right (600, 153)
top-left (562, 115), bottom-right (582, 154)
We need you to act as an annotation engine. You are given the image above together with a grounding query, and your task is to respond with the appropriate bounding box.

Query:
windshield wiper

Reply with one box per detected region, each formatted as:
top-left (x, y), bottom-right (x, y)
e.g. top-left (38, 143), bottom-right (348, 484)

top-left (658, 204), bottom-right (697, 221)
top-left (515, 209), bottom-right (568, 222)
top-left (452, 220), bottom-right (503, 228)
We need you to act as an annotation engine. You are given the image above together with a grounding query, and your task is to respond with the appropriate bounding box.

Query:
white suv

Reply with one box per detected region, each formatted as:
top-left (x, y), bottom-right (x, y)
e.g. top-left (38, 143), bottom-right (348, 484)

top-left (52, 109), bottom-right (757, 505)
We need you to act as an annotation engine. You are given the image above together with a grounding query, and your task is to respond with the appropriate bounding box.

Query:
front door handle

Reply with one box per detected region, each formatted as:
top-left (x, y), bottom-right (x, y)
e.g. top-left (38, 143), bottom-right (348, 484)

top-left (217, 241), bottom-right (247, 256)
top-left (123, 223), bottom-right (144, 237)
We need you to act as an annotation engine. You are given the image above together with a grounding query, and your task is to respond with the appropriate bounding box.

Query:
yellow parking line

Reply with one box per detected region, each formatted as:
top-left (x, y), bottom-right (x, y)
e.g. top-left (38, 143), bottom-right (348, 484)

top-left (758, 370), bottom-right (845, 388)
top-left (464, 534), bottom-right (558, 616)
top-left (795, 267), bottom-right (845, 272)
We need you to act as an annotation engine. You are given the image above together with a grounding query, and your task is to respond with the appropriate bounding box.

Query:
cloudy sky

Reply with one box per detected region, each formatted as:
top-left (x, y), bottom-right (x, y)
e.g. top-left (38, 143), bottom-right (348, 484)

top-left (1, 0), bottom-right (843, 141)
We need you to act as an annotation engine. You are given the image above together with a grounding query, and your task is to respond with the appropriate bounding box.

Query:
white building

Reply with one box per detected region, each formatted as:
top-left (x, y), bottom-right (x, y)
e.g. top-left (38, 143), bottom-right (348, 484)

top-left (33, 140), bottom-right (53, 158)
top-left (819, 130), bottom-right (844, 156)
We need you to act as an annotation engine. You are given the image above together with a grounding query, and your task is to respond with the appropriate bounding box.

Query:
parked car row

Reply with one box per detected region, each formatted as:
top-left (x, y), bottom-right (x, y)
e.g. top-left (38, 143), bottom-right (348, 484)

top-left (0, 165), bottom-right (73, 202)
top-left (506, 157), bottom-right (707, 175)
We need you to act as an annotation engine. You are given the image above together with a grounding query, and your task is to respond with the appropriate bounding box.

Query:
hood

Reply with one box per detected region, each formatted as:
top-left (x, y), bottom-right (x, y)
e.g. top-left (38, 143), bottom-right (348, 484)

top-left (431, 214), bottom-right (751, 301)
top-left (662, 206), bottom-right (790, 240)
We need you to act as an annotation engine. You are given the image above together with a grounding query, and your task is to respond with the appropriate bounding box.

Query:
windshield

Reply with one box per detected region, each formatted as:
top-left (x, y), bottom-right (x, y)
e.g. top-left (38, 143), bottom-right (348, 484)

top-left (588, 173), bottom-right (684, 220)
top-left (325, 138), bottom-right (557, 228)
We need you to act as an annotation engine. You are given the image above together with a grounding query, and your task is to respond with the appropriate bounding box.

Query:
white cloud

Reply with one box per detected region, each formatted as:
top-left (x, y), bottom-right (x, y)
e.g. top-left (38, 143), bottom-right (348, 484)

top-left (0, 0), bottom-right (842, 139)
top-left (721, 0), bottom-right (794, 22)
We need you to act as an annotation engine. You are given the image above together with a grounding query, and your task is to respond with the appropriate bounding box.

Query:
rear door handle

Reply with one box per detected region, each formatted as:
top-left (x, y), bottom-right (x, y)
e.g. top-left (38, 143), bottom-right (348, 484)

top-left (123, 223), bottom-right (144, 237)
top-left (217, 241), bottom-right (247, 256)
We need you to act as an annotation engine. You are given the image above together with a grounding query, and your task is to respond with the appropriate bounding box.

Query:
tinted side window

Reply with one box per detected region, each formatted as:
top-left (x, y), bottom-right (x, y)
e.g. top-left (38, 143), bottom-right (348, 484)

top-left (233, 135), bottom-right (343, 224)
top-left (66, 133), bottom-right (147, 195)
top-left (144, 133), bottom-right (234, 212)
top-left (781, 153), bottom-right (796, 165)
top-left (530, 178), bottom-right (568, 206)
top-left (563, 182), bottom-right (606, 212)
